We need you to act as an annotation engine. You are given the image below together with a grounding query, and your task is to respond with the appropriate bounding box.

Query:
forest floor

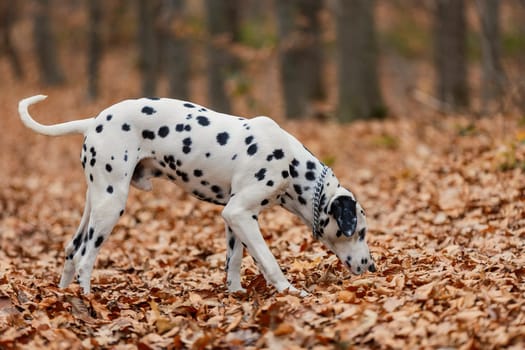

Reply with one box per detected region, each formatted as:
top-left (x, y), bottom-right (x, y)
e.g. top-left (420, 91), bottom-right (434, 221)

top-left (1, 52), bottom-right (525, 349)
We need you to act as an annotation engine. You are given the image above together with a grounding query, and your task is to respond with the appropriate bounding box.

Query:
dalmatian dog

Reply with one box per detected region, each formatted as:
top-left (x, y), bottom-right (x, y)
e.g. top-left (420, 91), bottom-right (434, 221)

top-left (18, 95), bottom-right (375, 296)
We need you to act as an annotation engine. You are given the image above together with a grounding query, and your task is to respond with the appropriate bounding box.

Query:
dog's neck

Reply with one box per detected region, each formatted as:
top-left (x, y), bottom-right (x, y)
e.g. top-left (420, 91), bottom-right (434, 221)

top-left (280, 163), bottom-right (338, 238)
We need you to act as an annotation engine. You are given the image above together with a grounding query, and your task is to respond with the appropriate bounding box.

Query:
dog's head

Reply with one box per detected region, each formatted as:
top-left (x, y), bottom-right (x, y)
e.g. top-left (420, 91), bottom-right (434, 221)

top-left (319, 188), bottom-right (375, 275)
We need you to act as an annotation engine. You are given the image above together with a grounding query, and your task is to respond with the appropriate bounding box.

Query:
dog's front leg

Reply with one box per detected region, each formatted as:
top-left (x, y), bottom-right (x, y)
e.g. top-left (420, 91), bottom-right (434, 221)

top-left (222, 195), bottom-right (305, 295)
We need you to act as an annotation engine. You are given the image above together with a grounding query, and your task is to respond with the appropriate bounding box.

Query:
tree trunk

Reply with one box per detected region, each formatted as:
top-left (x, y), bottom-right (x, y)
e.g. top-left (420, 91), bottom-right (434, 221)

top-left (204, 0), bottom-right (240, 113)
top-left (336, 0), bottom-right (385, 122)
top-left (476, 0), bottom-right (504, 113)
top-left (33, 0), bottom-right (65, 86)
top-left (434, 0), bottom-right (469, 110)
top-left (87, 0), bottom-right (102, 100)
top-left (0, 1), bottom-right (24, 79)
top-left (137, 0), bottom-right (159, 97)
top-left (161, 0), bottom-right (190, 100)
top-left (276, 0), bottom-right (324, 119)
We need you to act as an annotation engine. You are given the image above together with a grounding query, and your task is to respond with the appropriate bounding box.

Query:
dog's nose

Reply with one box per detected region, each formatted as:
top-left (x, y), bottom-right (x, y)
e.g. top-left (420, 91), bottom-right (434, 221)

top-left (368, 264), bottom-right (376, 273)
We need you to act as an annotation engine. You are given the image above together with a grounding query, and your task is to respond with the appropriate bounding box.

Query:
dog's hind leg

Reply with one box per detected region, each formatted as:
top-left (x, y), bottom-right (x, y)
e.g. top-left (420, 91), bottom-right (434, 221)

top-left (59, 190), bottom-right (91, 288)
top-left (225, 225), bottom-right (245, 293)
top-left (75, 183), bottom-right (129, 294)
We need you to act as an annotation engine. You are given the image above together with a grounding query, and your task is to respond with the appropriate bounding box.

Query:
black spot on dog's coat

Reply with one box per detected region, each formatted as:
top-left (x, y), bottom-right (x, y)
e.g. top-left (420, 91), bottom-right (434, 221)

top-left (184, 103), bottom-right (195, 108)
top-left (193, 169), bottom-right (203, 177)
top-left (73, 234), bottom-right (83, 250)
top-left (105, 164), bottom-right (112, 172)
top-left (158, 126), bottom-right (170, 138)
top-left (289, 164), bottom-right (298, 178)
top-left (273, 149), bottom-right (284, 159)
top-left (107, 186), bottom-right (114, 194)
top-left (245, 136), bottom-right (254, 145)
top-left (247, 143), bottom-right (258, 156)
top-left (142, 106), bottom-right (156, 115)
top-left (197, 116), bottom-right (210, 126)
top-left (122, 123), bottom-right (130, 131)
top-left (358, 228), bottom-right (366, 241)
top-left (142, 130), bottom-right (155, 140)
top-left (96, 125), bottom-right (103, 133)
top-left (254, 168), bottom-right (266, 181)
top-left (182, 137), bottom-right (192, 154)
top-left (216, 132), bottom-right (230, 145)
top-left (261, 199), bottom-right (269, 206)
top-left (305, 171), bottom-right (316, 181)
top-left (94, 236), bottom-right (104, 248)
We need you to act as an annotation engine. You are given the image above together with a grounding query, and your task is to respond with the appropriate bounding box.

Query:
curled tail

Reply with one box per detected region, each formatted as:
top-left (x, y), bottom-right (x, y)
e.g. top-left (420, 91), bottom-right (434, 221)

top-left (18, 95), bottom-right (92, 136)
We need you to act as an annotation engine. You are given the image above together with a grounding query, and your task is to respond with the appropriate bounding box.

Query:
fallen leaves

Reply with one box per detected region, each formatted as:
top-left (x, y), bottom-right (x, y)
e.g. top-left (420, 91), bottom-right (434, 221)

top-left (1, 93), bottom-right (525, 348)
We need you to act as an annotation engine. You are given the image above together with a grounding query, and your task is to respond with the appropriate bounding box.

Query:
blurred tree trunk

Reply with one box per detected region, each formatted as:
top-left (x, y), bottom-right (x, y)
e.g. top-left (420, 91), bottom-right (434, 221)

top-left (434, 0), bottom-right (468, 110)
top-left (276, 0), bottom-right (324, 119)
top-left (0, 1), bottom-right (24, 79)
top-left (476, 0), bottom-right (504, 113)
top-left (161, 0), bottom-right (190, 100)
top-left (204, 0), bottom-right (240, 113)
top-left (33, 0), bottom-right (65, 86)
top-left (87, 0), bottom-right (102, 100)
top-left (336, 0), bottom-right (385, 122)
top-left (137, 0), bottom-right (159, 97)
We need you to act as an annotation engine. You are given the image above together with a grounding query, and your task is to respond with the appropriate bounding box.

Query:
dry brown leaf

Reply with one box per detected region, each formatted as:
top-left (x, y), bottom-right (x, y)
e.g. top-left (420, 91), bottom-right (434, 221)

top-left (382, 297), bottom-right (405, 312)
top-left (337, 290), bottom-right (356, 303)
top-left (413, 282), bottom-right (436, 301)
top-left (273, 322), bottom-right (295, 336)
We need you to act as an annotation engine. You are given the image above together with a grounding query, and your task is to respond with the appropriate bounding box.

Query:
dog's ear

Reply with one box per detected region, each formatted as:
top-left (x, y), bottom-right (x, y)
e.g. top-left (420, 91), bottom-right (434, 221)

top-left (330, 196), bottom-right (357, 237)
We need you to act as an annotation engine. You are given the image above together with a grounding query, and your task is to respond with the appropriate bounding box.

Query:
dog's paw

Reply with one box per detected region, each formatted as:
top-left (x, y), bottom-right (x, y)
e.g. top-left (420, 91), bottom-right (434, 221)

top-left (59, 261), bottom-right (76, 288)
top-left (227, 280), bottom-right (247, 294)
top-left (287, 285), bottom-right (309, 297)
top-left (228, 287), bottom-right (247, 294)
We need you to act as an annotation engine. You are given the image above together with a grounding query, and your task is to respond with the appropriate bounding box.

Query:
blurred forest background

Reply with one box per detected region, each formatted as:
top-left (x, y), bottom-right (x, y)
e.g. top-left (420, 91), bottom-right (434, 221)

top-left (2, 0), bottom-right (525, 121)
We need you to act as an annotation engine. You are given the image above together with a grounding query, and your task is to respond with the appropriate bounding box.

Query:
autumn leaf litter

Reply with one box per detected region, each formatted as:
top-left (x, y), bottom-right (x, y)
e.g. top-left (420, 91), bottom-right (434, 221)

top-left (1, 104), bottom-right (524, 349)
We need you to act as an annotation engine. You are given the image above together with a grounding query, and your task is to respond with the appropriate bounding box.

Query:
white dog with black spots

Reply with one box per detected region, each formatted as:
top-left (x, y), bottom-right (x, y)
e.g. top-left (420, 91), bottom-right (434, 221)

top-left (18, 95), bottom-right (375, 296)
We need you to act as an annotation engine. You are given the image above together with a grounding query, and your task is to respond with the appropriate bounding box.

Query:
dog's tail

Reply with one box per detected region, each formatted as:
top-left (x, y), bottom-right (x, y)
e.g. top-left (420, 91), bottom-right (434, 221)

top-left (18, 95), bottom-right (91, 136)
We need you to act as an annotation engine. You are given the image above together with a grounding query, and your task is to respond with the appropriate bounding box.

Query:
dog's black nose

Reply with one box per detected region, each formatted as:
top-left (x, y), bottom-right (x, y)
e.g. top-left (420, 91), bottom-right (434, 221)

top-left (368, 264), bottom-right (376, 273)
